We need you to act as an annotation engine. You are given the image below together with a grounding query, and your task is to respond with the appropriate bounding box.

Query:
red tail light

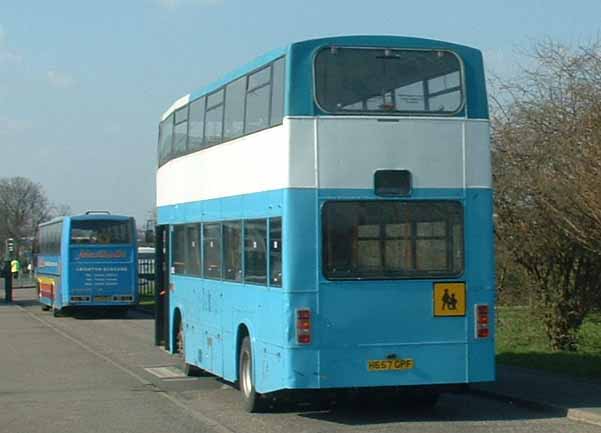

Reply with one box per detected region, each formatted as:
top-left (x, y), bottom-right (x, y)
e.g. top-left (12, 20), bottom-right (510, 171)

top-left (296, 309), bottom-right (311, 345)
top-left (476, 304), bottom-right (490, 339)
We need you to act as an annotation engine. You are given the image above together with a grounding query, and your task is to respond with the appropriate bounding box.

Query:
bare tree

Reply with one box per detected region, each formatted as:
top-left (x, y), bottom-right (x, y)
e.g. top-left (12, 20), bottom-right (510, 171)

top-left (0, 177), bottom-right (70, 255)
top-left (492, 40), bottom-right (601, 350)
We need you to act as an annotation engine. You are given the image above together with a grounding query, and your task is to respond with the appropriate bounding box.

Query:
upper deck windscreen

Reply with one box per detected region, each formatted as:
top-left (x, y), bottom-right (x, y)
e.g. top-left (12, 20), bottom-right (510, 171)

top-left (315, 47), bottom-right (463, 115)
top-left (70, 220), bottom-right (132, 245)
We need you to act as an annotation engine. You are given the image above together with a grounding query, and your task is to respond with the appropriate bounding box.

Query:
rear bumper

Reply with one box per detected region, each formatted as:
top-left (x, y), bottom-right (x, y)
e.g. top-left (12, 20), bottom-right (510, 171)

top-left (256, 341), bottom-right (495, 393)
top-left (68, 294), bottom-right (138, 306)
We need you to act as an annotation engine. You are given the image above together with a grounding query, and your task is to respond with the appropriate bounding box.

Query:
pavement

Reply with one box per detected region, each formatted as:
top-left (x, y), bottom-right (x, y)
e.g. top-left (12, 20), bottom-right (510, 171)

top-left (2, 284), bottom-right (601, 432)
top-left (473, 365), bottom-right (601, 427)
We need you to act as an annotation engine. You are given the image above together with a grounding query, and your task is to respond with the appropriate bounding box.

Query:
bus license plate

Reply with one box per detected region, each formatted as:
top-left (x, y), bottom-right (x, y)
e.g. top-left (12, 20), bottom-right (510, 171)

top-left (368, 359), bottom-right (414, 371)
top-left (94, 296), bottom-right (112, 302)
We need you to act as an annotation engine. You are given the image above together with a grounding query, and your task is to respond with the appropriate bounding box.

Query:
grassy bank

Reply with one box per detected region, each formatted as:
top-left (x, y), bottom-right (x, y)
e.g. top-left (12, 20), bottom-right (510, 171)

top-left (496, 306), bottom-right (601, 380)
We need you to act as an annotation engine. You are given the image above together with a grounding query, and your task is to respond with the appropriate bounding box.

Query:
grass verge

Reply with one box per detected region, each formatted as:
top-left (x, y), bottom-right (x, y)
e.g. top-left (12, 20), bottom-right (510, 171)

top-left (496, 306), bottom-right (601, 381)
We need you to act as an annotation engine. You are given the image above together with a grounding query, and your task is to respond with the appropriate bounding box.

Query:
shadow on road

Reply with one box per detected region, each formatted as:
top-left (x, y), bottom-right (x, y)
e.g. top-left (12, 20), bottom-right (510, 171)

top-left (293, 391), bottom-right (561, 425)
top-left (68, 308), bottom-right (153, 321)
top-left (216, 387), bottom-right (564, 425)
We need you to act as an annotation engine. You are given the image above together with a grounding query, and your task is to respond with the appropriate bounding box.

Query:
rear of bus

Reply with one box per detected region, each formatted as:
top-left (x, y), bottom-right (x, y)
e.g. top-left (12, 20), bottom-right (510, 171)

top-left (66, 215), bottom-right (138, 309)
top-left (283, 37), bottom-right (494, 394)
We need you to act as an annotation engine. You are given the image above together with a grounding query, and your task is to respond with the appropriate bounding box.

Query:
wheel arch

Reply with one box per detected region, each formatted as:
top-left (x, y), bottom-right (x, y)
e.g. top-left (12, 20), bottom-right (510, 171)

top-left (171, 307), bottom-right (183, 354)
top-left (235, 322), bottom-right (252, 383)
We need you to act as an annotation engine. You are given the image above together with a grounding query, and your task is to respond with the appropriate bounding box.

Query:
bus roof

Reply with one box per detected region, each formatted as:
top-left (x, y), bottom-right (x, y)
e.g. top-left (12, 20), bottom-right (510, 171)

top-left (160, 35), bottom-right (487, 121)
top-left (39, 213), bottom-right (132, 227)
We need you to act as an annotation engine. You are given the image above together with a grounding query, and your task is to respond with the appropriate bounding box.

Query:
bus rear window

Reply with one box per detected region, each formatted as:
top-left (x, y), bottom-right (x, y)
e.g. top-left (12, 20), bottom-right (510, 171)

top-left (315, 47), bottom-right (463, 115)
top-left (71, 220), bottom-right (132, 245)
top-left (323, 201), bottom-right (463, 279)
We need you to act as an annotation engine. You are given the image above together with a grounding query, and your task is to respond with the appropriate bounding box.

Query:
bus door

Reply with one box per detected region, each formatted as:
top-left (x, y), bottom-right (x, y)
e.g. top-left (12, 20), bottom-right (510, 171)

top-left (154, 225), bottom-right (170, 349)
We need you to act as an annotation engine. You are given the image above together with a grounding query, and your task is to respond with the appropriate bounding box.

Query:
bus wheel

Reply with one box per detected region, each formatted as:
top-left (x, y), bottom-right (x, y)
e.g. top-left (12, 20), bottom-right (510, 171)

top-left (175, 319), bottom-right (202, 376)
top-left (41, 304), bottom-right (50, 312)
top-left (52, 307), bottom-right (60, 317)
top-left (175, 319), bottom-right (185, 357)
top-left (239, 336), bottom-right (266, 413)
top-left (402, 388), bottom-right (440, 408)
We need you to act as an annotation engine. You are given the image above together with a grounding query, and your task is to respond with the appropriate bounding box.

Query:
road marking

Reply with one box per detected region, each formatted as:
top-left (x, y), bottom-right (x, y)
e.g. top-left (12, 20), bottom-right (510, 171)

top-left (145, 366), bottom-right (187, 379)
top-left (16, 305), bottom-right (238, 433)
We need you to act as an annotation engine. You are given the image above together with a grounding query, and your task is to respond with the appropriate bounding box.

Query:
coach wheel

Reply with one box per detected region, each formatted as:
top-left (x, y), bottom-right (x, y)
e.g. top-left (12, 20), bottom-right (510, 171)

top-left (41, 304), bottom-right (50, 312)
top-left (239, 336), bottom-right (266, 413)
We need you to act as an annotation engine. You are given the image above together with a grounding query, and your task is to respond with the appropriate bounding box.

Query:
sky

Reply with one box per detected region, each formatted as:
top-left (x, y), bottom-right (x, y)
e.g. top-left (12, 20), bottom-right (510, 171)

top-left (1, 0), bottom-right (600, 225)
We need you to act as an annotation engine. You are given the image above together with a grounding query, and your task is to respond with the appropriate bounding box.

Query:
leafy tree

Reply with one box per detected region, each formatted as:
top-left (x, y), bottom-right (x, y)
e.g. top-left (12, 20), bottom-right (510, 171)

top-left (492, 41), bottom-right (601, 350)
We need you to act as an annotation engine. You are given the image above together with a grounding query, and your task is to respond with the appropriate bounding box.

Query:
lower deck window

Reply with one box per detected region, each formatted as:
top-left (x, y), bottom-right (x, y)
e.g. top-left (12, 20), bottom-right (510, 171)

top-left (323, 201), bottom-right (463, 279)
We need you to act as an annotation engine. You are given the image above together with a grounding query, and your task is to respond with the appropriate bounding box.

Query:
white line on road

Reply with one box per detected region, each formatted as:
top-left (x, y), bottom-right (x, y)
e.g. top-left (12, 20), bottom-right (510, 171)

top-left (16, 305), bottom-right (238, 433)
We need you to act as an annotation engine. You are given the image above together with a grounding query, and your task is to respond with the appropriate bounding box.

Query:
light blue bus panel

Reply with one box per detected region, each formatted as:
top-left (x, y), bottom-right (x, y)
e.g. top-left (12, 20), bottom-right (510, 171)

top-left (35, 213), bottom-right (139, 312)
top-left (156, 35), bottom-right (495, 412)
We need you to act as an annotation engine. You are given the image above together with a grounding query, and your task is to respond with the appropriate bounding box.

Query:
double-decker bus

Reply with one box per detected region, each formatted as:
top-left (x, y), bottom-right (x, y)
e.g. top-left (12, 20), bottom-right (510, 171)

top-left (35, 212), bottom-right (139, 315)
top-left (154, 35), bottom-right (494, 412)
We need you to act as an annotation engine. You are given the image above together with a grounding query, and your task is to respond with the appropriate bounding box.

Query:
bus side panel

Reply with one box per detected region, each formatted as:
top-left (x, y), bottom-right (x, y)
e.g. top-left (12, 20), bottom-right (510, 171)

top-left (465, 188), bottom-right (496, 382)
top-left (36, 255), bottom-right (62, 308)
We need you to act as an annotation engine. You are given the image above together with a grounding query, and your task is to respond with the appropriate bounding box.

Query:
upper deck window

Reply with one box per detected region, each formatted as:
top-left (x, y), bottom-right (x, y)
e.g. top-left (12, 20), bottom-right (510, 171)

top-left (315, 47), bottom-right (463, 115)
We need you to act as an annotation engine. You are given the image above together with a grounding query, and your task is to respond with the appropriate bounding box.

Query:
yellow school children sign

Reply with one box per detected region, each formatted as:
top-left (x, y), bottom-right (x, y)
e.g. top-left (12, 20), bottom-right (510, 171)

top-left (434, 282), bottom-right (466, 316)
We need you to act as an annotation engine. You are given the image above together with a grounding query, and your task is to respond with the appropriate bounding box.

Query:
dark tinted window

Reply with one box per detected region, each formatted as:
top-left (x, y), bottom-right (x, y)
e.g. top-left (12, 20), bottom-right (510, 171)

top-left (248, 67), bottom-right (270, 89)
top-left (323, 201), bottom-right (463, 279)
top-left (188, 97), bottom-right (206, 151)
top-left (207, 89), bottom-right (224, 108)
top-left (224, 77), bottom-right (246, 140)
top-left (173, 106), bottom-right (188, 156)
top-left (315, 48), bottom-right (462, 114)
top-left (223, 221), bottom-right (242, 282)
top-left (172, 225), bottom-right (186, 274)
top-left (70, 219), bottom-right (132, 245)
top-left (203, 223), bottom-right (221, 279)
top-left (245, 85), bottom-right (270, 134)
top-left (185, 224), bottom-right (201, 275)
top-left (244, 219), bottom-right (267, 284)
top-left (205, 105), bottom-right (223, 145)
top-left (40, 222), bottom-right (63, 256)
top-left (158, 114), bottom-right (173, 165)
top-left (270, 57), bottom-right (285, 126)
top-left (269, 218), bottom-right (282, 287)
top-left (158, 57), bottom-right (286, 166)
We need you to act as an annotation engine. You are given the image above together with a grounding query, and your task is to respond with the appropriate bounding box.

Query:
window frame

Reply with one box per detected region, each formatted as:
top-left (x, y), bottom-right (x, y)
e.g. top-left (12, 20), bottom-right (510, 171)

top-left (312, 46), bottom-right (465, 117)
top-left (157, 56), bottom-right (286, 167)
top-left (268, 217), bottom-right (283, 287)
top-left (223, 220), bottom-right (243, 282)
top-left (321, 200), bottom-right (465, 281)
top-left (243, 218), bottom-right (268, 286)
top-left (173, 105), bottom-right (189, 157)
top-left (202, 222), bottom-right (223, 280)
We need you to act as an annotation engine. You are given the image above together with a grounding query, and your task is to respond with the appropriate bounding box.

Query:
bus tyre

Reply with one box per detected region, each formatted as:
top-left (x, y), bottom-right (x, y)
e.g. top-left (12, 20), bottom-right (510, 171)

top-left (175, 319), bottom-right (185, 358)
top-left (407, 388), bottom-right (440, 408)
top-left (175, 319), bottom-right (203, 376)
top-left (41, 304), bottom-right (50, 311)
top-left (239, 336), bottom-right (266, 413)
top-left (52, 307), bottom-right (60, 317)
top-left (183, 362), bottom-right (203, 377)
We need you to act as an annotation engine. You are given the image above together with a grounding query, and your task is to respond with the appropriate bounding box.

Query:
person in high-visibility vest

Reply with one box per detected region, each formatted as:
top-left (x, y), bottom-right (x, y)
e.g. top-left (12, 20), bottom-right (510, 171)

top-left (10, 259), bottom-right (20, 280)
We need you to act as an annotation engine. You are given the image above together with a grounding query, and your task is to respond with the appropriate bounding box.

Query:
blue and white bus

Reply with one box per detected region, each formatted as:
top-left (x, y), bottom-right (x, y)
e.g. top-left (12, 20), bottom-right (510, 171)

top-left (155, 35), bottom-right (494, 412)
top-left (35, 212), bottom-right (139, 315)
